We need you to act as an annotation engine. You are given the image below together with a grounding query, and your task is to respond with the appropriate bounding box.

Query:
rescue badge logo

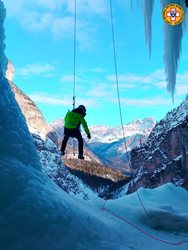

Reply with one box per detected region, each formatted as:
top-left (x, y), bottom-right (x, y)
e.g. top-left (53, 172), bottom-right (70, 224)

top-left (162, 3), bottom-right (184, 25)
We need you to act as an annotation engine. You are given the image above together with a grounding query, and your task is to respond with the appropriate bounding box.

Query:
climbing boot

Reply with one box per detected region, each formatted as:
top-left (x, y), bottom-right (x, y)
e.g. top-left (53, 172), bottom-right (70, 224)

top-left (78, 155), bottom-right (85, 160)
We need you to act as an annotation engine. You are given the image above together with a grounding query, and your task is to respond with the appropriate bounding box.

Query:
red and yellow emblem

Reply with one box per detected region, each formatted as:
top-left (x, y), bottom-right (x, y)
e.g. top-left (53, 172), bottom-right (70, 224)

top-left (162, 3), bottom-right (184, 25)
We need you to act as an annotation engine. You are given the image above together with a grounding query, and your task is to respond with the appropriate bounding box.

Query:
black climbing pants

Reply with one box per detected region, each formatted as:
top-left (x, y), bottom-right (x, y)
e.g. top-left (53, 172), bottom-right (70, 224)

top-left (61, 127), bottom-right (83, 156)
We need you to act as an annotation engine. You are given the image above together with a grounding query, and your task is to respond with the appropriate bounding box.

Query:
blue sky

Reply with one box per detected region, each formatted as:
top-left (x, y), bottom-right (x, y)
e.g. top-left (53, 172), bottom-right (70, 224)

top-left (3, 0), bottom-right (188, 126)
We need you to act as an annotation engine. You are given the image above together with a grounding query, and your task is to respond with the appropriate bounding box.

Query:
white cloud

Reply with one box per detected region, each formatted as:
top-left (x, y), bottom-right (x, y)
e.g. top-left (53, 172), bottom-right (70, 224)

top-left (50, 16), bottom-right (74, 40)
top-left (93, 67), bottom-right (105, 73)
top-left (20, 11), bottom-right (54, 32)
top-left (177, 71), bottom-right (188, 84)
top-left (174, 72), bottom-right (188, 96)
top-left (86, 84), bottom-right (113, 98)
top-left (110, 96), bottom-right (173, 107)
top-left (29, 93), bottom-right (70, 106)
top-left (78, 67), bottom-right (106, 74)
top-left (3, 0), bottom-right (108, 48)
top-left (16, 63), bottom-right (55, 77)
top-left (65, 0), bottom-right (108, 15)
top-left (29, 0), bottom-right (65, 11)
top-left (175, 84), bottom-right (188, 96)
top-left (106, 69), bottom-right (188, 98)
top-left (154, 81), bottom-right (166, 89)
top-left (118, 83), bottom-right (138, 89)
top-left (107, 74), bottom-right (150, 83)
top-left (29, 92), bottom-right (99, 107)
top-left (74, 97), bottom-right (99, 107)
top-left (107, 69), bottom-right (165, 85)
top-left (60, 75), bottom-right (81, 83)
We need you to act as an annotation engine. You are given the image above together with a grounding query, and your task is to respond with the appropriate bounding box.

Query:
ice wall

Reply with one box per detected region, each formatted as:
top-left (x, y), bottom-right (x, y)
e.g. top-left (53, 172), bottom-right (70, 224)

top-left (161, 0), bottom-right (186, 101)
top-left (142, 0), bottom-right (155, 57)
top-left (0, 0), bottom-right (41, 170)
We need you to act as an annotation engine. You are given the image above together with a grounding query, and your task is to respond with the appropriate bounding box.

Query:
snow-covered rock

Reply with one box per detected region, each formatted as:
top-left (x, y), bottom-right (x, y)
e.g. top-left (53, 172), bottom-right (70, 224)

top-left (31, 128), bottom-right (97, 199)
top-left (89, 117), bottom-right (155, 143)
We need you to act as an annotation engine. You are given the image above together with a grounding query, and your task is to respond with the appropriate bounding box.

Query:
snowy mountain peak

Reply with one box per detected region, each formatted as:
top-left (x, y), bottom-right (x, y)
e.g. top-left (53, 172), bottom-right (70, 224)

top-left (85, 117), bottom-right (156, 171)
top-left (127, 117), bottom-right (156, 130)
top-left (89, 117), bottom-right (156, 144)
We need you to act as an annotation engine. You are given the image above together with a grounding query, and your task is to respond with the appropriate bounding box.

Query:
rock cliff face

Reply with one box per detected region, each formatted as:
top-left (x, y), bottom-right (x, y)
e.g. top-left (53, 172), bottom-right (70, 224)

top-left (5, 60), bottom-right (57, 142)
top-left (129, 98), bottom-right (188, 193)
top-left (10, 81), bottom-right (57, 138)
top-left (181, 125), bottom-right (188, 172)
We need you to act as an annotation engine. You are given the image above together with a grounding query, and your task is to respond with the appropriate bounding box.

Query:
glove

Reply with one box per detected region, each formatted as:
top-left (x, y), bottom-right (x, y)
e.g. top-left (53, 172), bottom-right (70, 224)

top-left (87, 134), bottom-right (91, 139)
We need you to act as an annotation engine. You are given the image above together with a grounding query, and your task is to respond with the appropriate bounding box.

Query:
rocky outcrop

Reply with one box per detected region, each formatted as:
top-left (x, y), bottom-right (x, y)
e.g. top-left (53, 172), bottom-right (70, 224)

top-left (10, 81), bottom-right (45, 133)
top-left (181, 125), bottom-right (188, 177)
top-left (128, 99), bottom-right (188, 193)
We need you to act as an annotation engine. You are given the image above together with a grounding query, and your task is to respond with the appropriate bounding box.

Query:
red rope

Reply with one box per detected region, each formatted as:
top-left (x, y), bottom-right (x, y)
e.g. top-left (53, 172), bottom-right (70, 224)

top-left (100, 199), bottom-right (188, 246)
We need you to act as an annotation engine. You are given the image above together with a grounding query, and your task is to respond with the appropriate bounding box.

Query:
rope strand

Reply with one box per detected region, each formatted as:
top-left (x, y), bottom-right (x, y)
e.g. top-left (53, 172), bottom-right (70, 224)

top-left (109, 0), bottom-right (130, 165)
top-left (73, 0), bottom-right (77, 110)
top-left (101, 200), bottom-right (188, 246)
top-left (109, 0), bottom-right (150, 219)
top-left (72, 0), bottom-right (77, 156)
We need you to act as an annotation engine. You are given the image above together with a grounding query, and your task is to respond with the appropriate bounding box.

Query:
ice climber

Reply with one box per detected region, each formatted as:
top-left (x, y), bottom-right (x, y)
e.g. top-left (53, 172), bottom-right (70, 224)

top-left (60, 105), bottom-right (91, 160)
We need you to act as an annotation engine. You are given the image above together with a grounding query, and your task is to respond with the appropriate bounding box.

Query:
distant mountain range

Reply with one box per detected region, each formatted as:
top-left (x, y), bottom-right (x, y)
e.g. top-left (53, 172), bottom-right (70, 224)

top-left (51, 117), bottom-right (156, 172)
top-left (85, 118), bottom-right (156, 172)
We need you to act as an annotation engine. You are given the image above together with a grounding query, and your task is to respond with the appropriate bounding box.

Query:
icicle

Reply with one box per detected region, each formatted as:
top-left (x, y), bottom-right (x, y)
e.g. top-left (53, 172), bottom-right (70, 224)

top-left (161, 0), bottom-right (186, 102)
top-left (137, 0), bottom-right (141, 8)
top-left (0, 0), bottom-right (8, 82)
top-left (0, 0), bottom-right (41, 170)
top-left (142, 0), bottom-right (155, 57)
top-left (130, 0), bottom-right (133, 12)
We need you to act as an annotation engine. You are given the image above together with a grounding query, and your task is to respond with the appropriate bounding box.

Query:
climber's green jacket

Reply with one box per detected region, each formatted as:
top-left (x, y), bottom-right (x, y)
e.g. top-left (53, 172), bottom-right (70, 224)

top-left (64, 111), bottom-right (90, 136)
